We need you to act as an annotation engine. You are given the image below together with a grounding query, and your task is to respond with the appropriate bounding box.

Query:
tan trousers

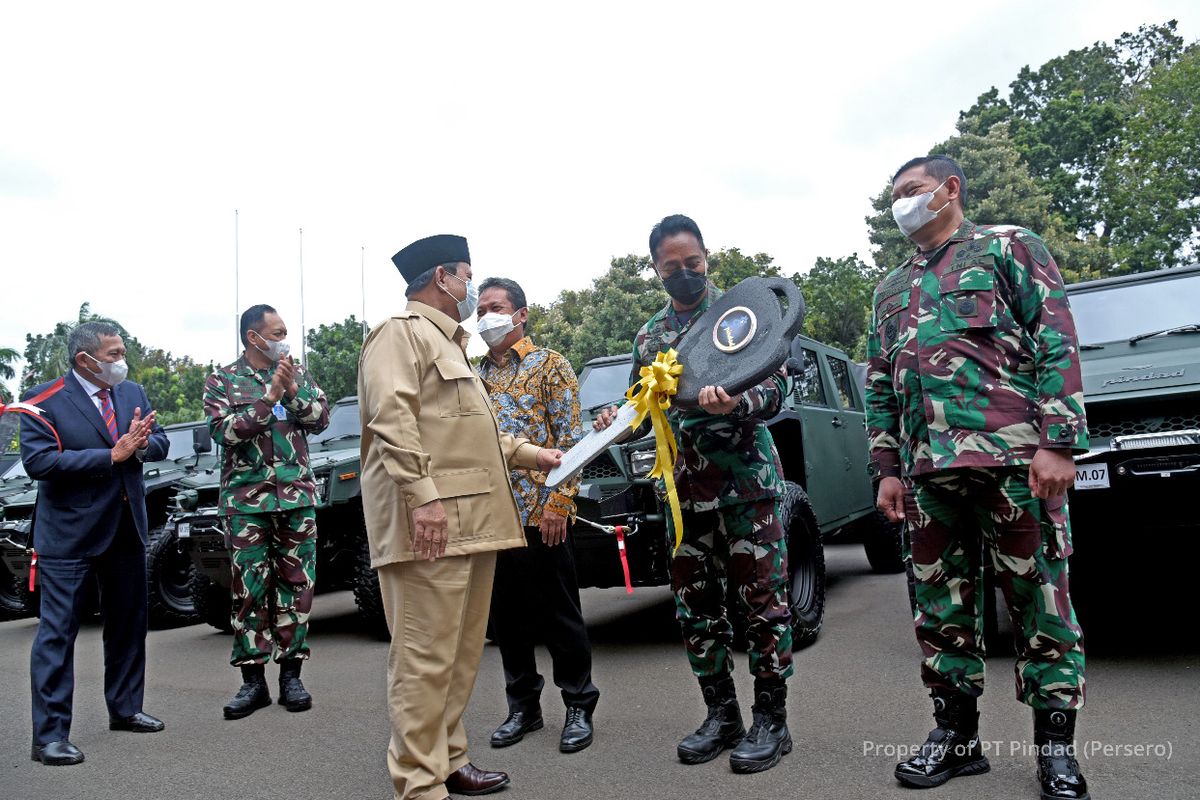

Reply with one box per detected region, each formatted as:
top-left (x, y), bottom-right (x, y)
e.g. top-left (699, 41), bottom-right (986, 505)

top-left (378, 551), bottom-right (497, 800)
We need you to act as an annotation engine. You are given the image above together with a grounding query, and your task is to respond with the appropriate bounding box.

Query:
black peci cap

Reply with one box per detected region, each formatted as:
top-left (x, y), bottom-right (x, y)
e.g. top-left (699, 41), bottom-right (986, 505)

top-left (391, 234), bottom-right (471, 283)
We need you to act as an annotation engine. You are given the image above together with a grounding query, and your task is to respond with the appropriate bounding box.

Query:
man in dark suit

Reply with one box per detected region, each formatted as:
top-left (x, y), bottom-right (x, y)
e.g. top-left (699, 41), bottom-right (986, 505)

top-left (19, 321), bottom-right (169, 766)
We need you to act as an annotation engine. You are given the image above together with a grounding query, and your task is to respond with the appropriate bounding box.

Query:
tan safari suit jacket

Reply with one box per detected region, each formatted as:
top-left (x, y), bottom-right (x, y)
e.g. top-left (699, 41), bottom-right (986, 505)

top-left (357, 300), bottom-right (540, 566)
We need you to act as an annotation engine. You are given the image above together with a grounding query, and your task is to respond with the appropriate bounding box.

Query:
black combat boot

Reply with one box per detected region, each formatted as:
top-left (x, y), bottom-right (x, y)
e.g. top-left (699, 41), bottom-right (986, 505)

top-left (677, 674), bottom-right (746, 765)
top-left (895, 689), bottom-right (990, 788)
top-left (728, 679), bottom-right (792, 773)
top-left (223, 665), bottom-right (272, 720)
top-left (1034, 709), bottom-right (1090, 800)
top-left (278, 658), bottom-right (313, 712)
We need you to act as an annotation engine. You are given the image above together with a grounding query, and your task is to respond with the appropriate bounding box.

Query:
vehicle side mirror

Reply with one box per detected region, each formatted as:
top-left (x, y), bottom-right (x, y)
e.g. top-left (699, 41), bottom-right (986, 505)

top-left (192, 427), bottom-right (213, 455)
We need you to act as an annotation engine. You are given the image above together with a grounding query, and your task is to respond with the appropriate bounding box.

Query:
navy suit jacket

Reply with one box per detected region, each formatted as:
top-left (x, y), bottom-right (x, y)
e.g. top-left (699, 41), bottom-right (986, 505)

top-left (19, 371), bottom-right (168, 558)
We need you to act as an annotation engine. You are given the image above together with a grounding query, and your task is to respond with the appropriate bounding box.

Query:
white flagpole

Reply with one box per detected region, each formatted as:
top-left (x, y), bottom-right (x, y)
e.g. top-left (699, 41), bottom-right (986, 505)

top-left (299, 227), bottom-right (307, 365)
top-left (234, 209), bottom-right (240, 359)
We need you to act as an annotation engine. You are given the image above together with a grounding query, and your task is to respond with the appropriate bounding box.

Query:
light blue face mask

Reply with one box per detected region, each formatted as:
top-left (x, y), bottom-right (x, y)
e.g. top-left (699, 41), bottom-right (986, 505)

top-left (441, 271), bottom-right (479, 323)
top-left (891, 178), bottom-right (951, 238)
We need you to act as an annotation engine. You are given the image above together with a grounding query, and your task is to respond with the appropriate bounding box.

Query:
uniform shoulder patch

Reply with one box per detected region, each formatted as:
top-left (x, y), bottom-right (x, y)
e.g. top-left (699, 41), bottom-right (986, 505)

top-left (875, 268), bottom-right (911, 300)
top-left (1014, 231), bottom-right (1051, 266)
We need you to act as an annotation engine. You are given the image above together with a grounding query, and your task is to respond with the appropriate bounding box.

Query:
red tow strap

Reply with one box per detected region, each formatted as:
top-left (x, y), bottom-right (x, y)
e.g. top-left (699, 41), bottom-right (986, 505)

top-left (614, 526), bottom-right (633, 594)
top-left (28, 551), bottom-right (38, 592)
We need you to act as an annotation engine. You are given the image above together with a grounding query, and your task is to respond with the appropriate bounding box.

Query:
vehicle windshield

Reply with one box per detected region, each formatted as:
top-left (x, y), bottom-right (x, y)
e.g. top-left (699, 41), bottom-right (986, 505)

top-left (1069, 271), bottom-right (1200, 344)
top-left (313, 401), bottom-right (361, 444)
top-left (164, 427), bottom-right (200, 460)
top-left (2, 460), bottom-right (28, 481)
top-left (580, 362), bottom-right (631, 411)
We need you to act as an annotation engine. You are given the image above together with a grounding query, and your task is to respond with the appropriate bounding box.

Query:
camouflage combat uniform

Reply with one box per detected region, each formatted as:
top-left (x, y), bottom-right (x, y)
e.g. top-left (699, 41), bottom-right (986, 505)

top-left (204, 355), bottom-right (330, 666)
top-left (631, 284), bottom-right (793, 681)
top-left (865, 219), bottom-right (1087, 710)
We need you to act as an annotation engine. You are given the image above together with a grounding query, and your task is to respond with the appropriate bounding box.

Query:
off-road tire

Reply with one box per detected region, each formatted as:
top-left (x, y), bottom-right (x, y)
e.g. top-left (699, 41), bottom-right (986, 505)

top-left (779, 481), bottom-right (825, 649)
top-left (191, 571), bottom-right (233, 633)
top-left (146, 526), bottom-right (199, 628)
top-left (352, 530), bottom-right (388, 639)
top-left (864, 511), bottom-right (907, 574)
top-left (0, 562), bottom-right (28, 620)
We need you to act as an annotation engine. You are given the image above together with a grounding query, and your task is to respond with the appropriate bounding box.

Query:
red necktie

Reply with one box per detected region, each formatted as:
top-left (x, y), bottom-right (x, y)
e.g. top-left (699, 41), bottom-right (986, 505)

top-left (96, 388), bottom-right (119, 444)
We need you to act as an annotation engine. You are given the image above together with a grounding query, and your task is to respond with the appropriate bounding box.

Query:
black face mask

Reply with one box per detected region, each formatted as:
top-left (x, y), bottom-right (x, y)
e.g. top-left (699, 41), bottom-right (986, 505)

top-left (662, 269), bottom-right (707, 304)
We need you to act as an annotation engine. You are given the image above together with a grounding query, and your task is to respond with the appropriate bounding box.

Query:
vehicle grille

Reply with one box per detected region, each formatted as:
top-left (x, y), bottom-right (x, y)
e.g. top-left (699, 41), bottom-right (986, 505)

top-left (582, 454), bottom-right (622, 480)
top-left (1088, 398), bottom-right (1200, 441)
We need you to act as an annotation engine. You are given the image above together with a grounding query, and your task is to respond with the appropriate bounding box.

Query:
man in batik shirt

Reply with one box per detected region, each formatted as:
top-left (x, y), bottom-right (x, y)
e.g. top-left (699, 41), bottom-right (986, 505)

top-left (475, 277), bottom-right (600, 754)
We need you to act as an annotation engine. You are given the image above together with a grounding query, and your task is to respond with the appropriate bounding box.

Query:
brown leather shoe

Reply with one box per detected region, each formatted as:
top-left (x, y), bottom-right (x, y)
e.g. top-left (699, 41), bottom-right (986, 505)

top-left (444, 763), bottom-right (511, 795)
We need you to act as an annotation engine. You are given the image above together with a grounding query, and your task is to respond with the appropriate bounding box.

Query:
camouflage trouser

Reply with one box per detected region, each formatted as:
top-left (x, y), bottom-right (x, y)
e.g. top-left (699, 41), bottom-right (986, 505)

top-left (903, 467), bottom-right (1085, 710)
top-left (226, 508), bottom-right (317, 666)
top-left (669, 498), bottom-right (793, 680)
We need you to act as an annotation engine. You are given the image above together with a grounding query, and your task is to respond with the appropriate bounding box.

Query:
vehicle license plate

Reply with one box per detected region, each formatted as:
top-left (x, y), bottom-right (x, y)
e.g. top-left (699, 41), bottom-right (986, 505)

top-left (1074, 464), bottom-right (1110, 490)
top-left (177, 522), bottom-right (191, 539)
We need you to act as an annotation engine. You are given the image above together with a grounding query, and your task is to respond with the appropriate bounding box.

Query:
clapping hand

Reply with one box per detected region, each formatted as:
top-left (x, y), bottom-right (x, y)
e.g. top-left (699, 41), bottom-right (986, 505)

top-left (111, 407), bottom-right (156, 463)
top-left (267, 359), bottom-right (294, 403)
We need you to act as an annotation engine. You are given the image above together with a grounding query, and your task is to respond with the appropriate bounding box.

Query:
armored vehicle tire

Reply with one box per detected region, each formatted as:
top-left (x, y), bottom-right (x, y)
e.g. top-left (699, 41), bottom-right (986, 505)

top-left (353, 531), bottom-right (388, 639)
top-left (146, 527), bottom-right (199, 628)
top-left (0, 563), bottom-right (27, 620)
top-left (780, 481), bottom-right (825, 649)
top-left (863, 512), bottom-right (907, 574)
top-left (191, 572), bottom-right (233, 633)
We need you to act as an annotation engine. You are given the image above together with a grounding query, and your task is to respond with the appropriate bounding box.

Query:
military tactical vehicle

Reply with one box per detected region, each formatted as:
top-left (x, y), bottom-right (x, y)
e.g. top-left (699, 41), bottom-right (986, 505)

top-left (571, 335), bottom-right (904, 649)
top-left (0, 421), bottom-right (219, 624)
top-left (1065, 264), bottom-right (1200, 529)
top-left (172, 396), bottom-right (384, 634)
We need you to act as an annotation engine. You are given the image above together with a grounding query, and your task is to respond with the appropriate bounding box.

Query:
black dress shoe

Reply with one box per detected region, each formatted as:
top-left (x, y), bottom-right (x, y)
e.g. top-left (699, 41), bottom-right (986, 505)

top-left (109, 712), bottom-right (165, 733)
top-left (444, 763), bottom-right (511, 795)
top-left (560, 707), bottom-right (594, 753)
top-left (490, 708), bottom-right (543, 748)
top-left (31, 740), bottom-right (85, 766)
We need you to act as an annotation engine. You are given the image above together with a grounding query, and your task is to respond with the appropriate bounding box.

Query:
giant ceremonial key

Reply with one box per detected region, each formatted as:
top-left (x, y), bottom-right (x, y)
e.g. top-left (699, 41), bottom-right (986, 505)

top-left (546, 277), bottom-right (804, 489)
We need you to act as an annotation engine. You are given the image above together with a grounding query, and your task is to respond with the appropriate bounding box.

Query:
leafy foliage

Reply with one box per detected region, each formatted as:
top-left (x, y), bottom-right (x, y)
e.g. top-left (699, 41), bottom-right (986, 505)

top-left (794, 255), bottom-right (880, 359)
top-left (137, 349), bottom-right (214, 426)
top-left (305, 315), bottom-right (366, 403)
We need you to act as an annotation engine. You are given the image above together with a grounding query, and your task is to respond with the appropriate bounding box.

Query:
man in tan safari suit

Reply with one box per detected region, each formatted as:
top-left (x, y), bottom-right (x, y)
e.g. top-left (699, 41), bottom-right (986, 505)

top-left (358, 233), bottom-right (564, 800)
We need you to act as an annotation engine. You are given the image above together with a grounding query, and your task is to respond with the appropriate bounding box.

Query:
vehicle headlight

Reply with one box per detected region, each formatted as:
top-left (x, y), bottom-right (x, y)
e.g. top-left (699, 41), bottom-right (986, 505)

top-left (315, 475), bottom-right (329, 501)
top-left (629, 449), bottom-right (657, 478)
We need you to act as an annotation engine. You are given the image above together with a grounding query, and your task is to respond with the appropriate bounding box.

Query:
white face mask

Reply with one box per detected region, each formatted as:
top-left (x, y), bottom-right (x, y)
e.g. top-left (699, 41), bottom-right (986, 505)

top-left (478, 312), bottom-right (519, 347)
top-left (441, 271), bottom-right (479, 323)
top-left (83, 352), bottom-right (129, 387)
top-left (892, 178), bottom-right (951, 238)
top-left (252, 332), bottom-right (291, 363)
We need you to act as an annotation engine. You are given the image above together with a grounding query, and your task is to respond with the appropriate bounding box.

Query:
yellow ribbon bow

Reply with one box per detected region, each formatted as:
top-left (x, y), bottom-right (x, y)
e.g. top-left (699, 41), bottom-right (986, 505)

top-left (625, 349), bottom-right (685, 552)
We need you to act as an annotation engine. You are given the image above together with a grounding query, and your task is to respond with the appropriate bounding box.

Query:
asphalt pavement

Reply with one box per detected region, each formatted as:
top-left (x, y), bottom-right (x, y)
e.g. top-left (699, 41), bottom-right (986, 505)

top-left (0, 543), bottom-right (1195, 800)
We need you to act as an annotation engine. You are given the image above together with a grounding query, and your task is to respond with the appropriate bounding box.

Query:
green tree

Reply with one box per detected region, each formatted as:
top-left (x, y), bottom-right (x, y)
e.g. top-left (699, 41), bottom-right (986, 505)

top-left (794, 255), bottom-right (879, 359)
top-left (707, 248), bottom-right (782, 290)
top-left (306, 315), bottom-right (366, 403)
top-left (1099, 45), bottom-right (1200, 271)
top-left (958, 21), bottom-right (1185, 236)
top-left (0, 346), bottom-right (18, 404)
top-left (138, 349), bottom-right (214, 426)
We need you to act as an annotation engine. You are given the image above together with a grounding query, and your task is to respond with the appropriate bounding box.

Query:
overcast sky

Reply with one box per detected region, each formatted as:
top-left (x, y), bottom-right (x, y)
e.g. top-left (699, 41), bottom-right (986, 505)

top-left (2, 1), bottom-right (1197, 394)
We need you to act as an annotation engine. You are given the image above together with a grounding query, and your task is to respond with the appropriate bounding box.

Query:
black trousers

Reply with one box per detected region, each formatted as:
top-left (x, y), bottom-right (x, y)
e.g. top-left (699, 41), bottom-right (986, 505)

top-left (490, 527), bottom-right (599, 714)
top-left (31, 505), bottom-right (147, 745)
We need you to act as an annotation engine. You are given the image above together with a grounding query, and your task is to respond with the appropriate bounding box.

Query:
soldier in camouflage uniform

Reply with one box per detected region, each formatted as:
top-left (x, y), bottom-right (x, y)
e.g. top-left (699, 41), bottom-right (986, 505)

top-left (867, 155), bottom-right (1089, 800)
top-left (597, 214), bottom-right (792, 773)
top-left (204, 304), bottom-right (330, 720)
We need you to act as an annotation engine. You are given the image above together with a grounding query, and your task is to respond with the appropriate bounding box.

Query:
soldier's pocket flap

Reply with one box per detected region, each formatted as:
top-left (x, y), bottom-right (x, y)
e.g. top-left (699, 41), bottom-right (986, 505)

top-left (939, 265), bottom-right (994, 293)
top-left (875, 290), bottom-right (909, 322)
top-left (433, 358), bottom-right (476, 381)
top-left (433, 468), bottom-right (490, 499)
